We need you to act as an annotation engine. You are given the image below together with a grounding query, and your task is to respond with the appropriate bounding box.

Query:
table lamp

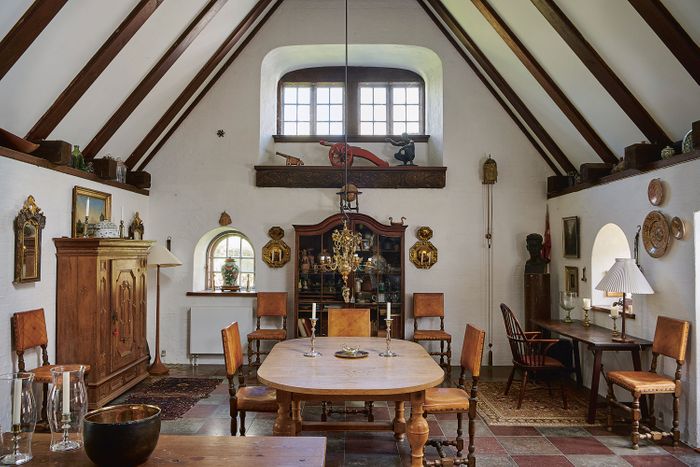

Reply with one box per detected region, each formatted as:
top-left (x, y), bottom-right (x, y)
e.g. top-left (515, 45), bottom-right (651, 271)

top-left (148, 243), bottom-right (182, 375)
top-left (595, 258), bottom-right (653, 342)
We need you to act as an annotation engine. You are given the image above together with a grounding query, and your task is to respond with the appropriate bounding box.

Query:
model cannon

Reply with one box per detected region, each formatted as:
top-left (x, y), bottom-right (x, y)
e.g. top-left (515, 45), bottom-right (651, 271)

top-left (320, 140), bottom-right (389, 168)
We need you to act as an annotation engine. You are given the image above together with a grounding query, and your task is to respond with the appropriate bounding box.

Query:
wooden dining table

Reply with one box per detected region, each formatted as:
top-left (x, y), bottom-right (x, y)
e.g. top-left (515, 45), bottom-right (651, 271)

top-left (258, 337), bottom-right (445, 467)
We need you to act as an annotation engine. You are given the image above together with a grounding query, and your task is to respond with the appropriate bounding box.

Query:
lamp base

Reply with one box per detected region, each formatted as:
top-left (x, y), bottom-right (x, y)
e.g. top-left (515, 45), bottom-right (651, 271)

top-left (148, 358), bottom-right (169, 376)
top-left (612, 336), bottom-right (635, 343)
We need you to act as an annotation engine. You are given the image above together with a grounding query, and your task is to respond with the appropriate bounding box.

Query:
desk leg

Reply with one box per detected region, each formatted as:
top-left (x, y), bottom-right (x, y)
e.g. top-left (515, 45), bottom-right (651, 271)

top-left (587, 349), bottom-right (603, 424)
top-left (273, 390), bottom-right (295, 436)
top-left (393, 401), bottom-right (406, 441)
top-left (572, 339), bottom-right (583, 387)
top-left (631, 348), bottom-right (649, 419)
top-left (408, 391), bottom-right (429, 467)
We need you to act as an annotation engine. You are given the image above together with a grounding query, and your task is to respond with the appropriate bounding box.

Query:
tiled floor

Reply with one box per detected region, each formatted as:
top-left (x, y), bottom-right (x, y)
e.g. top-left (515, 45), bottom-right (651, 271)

top-left (118, 365), bottom-right (700, 466)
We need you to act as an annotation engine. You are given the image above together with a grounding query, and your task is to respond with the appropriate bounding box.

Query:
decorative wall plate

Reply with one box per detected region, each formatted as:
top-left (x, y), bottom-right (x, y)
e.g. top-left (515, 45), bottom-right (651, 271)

top-left (647, 178), bottom-right (664, 206)
top-left (671, 217), bottom-right (686, 240)
top-left (682, 130), bottom-right (694, 154)
top-left (642, 211), bottom-right (670, 258)
top-left (262, 226), bottom-right (290, 268)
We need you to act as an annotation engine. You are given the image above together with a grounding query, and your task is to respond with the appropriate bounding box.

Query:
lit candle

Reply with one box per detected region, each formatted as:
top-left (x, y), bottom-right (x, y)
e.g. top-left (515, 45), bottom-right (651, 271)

top-left (85, 198), bottom-right (90, 219)
top-left (610, 306), bottom-right (620, 318)
top-left (12, 378), bottom-right (22, 425)
top-left (62, 371), bottom-right (70, 416)
top-left (387, 302), bottom-right (391, 320)
top-left (312, 303), bottom-right (317, 320)
top-left (582, 298), bottom-right (591, 309)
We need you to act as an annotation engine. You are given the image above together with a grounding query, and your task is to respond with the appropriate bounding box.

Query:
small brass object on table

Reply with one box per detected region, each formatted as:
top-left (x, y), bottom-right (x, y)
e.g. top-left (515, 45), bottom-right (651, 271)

top-left (304, 318), bottom-right (321, 358)
top-left (582, 306), bottom-right (591, 327)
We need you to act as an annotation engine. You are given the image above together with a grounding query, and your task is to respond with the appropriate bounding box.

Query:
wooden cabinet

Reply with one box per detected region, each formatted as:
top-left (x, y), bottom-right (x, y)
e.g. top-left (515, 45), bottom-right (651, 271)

top-left (293, 213), bottom-right (406, 338)
top-left (54, 238), bottom-right (152, 409)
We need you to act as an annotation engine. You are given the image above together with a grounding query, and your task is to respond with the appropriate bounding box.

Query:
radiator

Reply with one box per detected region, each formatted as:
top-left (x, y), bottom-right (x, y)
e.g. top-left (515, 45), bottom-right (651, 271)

top-left (189, 306), bottom-right (253, 356)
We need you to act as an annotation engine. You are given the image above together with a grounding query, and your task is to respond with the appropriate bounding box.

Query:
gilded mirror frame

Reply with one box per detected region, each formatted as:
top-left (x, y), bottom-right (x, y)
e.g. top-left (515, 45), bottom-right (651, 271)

top-left (14, 195), bottom-right (46, 283)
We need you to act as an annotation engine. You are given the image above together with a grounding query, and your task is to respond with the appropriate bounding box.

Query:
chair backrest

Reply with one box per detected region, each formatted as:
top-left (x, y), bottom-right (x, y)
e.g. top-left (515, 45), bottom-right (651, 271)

top-left (221, 321), bottom-right (244, 377)
top-left (460, 324), bottom-right (486, 377)
top-left (413, 293), bottom-right (444, 318)
top-left (328, 308), bottom-right (371, 337)
top-left (652, 316), bottom-right (690, 363)
top-left (256, 292), bottom-right (288, 317)
top-left (500, 303), bottom-right (544, 366)
top-left (12, 308), bottom-right (49, 352)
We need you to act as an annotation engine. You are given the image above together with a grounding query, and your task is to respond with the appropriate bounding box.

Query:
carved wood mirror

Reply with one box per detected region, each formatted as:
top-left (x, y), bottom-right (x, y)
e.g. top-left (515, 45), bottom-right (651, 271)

top-left (14, 196), bottom-right (46, 283)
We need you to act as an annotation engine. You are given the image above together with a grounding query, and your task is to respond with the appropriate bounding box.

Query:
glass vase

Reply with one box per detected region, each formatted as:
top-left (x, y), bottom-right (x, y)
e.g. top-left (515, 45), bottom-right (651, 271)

top-left (0, 372), bottom-right (36, 465)
top-left (47, 365), bottom-right (87, 452)
top-left (560, 291), bottom-right (577, 323)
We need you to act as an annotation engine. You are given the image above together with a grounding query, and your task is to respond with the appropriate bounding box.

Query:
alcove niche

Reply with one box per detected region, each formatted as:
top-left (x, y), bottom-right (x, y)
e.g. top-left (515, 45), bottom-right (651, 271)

top-left (590, 223), bottom-right (631, 306)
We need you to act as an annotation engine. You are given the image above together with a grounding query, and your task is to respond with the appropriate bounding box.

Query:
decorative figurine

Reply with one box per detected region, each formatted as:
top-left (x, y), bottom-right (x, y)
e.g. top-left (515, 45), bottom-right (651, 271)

top-left (385, 133), bottom-right (415, 166)
top-left (524, 233), bottom-right (550, 274)
top-left (128, 212), bottom-right (144, 240)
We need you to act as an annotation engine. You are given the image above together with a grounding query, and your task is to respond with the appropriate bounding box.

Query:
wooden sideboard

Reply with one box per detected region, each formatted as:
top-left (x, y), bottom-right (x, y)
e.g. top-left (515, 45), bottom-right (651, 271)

top-left (54, 238), bottom-right (152, 409)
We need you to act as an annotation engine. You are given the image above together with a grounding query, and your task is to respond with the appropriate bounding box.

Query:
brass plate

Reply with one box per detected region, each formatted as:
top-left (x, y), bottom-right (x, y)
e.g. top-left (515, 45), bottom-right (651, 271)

top-left (642, 211), bottom-right (670, 258)
top-left (671, 216), bottom-right (685, 240)
top-left (334, 350), bottom-right (369, 359)
top-left (647, 178), bottom-right (663, 206)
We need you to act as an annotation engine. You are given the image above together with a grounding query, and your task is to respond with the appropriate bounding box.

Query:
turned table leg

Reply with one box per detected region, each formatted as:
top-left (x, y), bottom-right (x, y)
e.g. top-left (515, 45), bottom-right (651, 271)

top-left (273, 390), bottom-right (295, 436)
top-left (292, 399), bottom-right (303, 434)
top-left (393, 400), bottom-right (406, 441)
top-left (408, 391), bottom-right (429, 467)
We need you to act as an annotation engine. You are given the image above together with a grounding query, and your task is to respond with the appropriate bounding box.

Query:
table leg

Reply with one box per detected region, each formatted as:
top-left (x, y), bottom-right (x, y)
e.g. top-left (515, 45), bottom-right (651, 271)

top-left (572, 339), bottom-right (583, 387)
top-left (587, 349), bottom-right (603, 424)
top-left (292, 399), bottom-right (303, 434)
top-left (273, 390), bottom-right (295, 436)
top-left (408, 391), bottom-right (429, 467)
top-left (393, 401), bottom-right (406, 441)
top-left (631, 348), bottom-right (649, 419)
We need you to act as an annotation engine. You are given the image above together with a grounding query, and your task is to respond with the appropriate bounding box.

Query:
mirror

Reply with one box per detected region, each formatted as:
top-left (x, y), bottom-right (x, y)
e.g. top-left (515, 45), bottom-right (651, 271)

top-left (14, 196), bottom-right (46, 283)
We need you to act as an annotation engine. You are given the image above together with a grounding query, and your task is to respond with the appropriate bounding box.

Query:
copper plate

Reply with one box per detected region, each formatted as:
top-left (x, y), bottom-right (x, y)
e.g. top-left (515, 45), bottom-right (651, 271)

top-left (642, 211), bottom-right (670, 258)
top-left (671, 216), bottom-right (685, 240)
top-left (647, 178), bottom-right (663, 206)
top-left (334, 350), bottom-right (369, 359)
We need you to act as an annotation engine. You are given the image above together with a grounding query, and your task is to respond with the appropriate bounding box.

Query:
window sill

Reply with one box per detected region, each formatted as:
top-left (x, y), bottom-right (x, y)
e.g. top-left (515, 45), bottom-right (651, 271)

top-left (591, 305), bottom-right (636, 319)
top-left (273, 135), bottom-right (430, 143)
top-left (187, 291), bottom-right (257, 297)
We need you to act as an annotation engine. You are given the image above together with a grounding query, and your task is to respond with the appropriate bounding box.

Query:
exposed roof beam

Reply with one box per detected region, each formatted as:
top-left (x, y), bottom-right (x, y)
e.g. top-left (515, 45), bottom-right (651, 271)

top-left (472, 0), bottom-right (618, 165)
top-left (0, 0), bottom-right (68, 81)
top-left (26, 0), bottom-right (164, 142)
top-left (419, 0), bottom-right (572, 174)
top-left (82, 0), bottom-right (228, 160)
top-left (628, 0), bottom-right (700, 86)
top-left (136, 0), bottom-right (283, 171)
top-left (127, 0), bottom-right (274, 169)
top-left (531, 0), bottom-right (671, 145)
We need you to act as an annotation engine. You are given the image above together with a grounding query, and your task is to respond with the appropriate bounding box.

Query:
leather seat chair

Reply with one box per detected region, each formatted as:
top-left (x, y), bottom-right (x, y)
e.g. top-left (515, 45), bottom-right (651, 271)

top-left (246, 292), bottom-right (288, 373)
top-left (413, 293), bottom-right (451, 372)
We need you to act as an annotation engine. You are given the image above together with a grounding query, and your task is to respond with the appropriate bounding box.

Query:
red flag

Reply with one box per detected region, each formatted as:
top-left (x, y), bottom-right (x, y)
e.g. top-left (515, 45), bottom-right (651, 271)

top-left (542, 206), bottom-right (551, 261)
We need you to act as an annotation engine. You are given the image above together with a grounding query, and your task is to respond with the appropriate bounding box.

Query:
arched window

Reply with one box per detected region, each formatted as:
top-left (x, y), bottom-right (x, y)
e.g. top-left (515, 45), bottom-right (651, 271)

top-left (206, 231), bottom-right (255, 290)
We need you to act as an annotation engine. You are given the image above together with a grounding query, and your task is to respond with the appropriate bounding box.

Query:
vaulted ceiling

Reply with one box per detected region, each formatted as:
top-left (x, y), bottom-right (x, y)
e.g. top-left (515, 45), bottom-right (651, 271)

top-left (1, 0), bottom-right (698, 174)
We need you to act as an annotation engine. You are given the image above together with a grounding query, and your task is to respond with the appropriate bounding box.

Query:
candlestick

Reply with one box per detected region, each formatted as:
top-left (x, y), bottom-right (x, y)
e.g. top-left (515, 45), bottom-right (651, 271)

top-left (62, 372), bottom-right (70, 416)
top-left (83, 215), bottom-right (89, 238)
top-left (304, 318), bottom-right (321, 357)
top-left (582, 305), bottom-right (591, 327)
top-left (312, 303), bottom-right (317, 320)
top-left (610, 314), bottom-right (620, 337)
top-left (379, 318), bottom-right (398, 357)
top-left (387, 302), bottom-right (391, 320)
top-left (120, 206), bottom-right (124, 223)
top-left (119, 220), bottom-right (125, 238)
top-left (12, 378), bottom-right (21, 425)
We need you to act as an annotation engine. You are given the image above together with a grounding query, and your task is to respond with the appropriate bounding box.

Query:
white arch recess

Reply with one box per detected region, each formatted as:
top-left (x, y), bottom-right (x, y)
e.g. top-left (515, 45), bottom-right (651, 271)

top-left (590, 223), bottom-right (631, 306)
top-left (192, 227), bottom-right (251, 291)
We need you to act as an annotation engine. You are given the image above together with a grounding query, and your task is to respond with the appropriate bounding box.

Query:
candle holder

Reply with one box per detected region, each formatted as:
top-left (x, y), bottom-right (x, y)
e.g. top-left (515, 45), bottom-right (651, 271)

top-left (119, 220), bottom-right (125, 238)
top-left (83, 216), bottom-right (89, 238)
top-left (610, 314), bottom-right (620, 337)
top-left (582, 306), bottom-right (591, 327)
top-left (304, 318), bottom-right (321, 357)
top-left (47, 365), bottom-right (87, 452)
top-left (379, 318), bottom-right (398, 357)
top-left (0, 372), bottom-right (36, 465)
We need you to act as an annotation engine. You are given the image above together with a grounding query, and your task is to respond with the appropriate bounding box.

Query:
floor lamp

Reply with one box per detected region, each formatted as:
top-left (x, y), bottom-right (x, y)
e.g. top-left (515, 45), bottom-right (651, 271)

top-left (148, 244), bottom-right (182, 375)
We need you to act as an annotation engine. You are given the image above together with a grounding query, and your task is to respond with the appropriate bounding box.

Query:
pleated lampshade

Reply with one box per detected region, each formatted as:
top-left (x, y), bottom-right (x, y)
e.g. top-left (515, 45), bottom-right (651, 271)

top-left (595, 258), bottom-right (654, 295)
top-left (148, 244), bottom-right (182, 268)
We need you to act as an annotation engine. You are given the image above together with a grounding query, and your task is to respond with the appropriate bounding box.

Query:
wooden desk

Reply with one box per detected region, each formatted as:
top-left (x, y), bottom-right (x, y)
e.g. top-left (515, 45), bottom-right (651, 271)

top-left (258, 337), bottom-right (444, 467)
top-left (28, 434), bottom-right (326, 466)
top-left (532, 319), bottom-right (652, 423)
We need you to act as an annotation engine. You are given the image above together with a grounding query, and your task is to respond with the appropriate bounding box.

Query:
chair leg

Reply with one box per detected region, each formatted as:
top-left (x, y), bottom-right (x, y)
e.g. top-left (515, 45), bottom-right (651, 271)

top-left (504, 366), bottom-right (516, 395)
top-left (367, 401), bottom-right (374, 422)
top-left (631, 395), bottom-right (641, 450)
top-left (255, 340), bottom-right (262, 368)
top-left (456, 412), bottom-right (464, 457)
top-left (230, 401), bottom-right (238, 436)
top-left (517, 370), bottom-right (528, 409)
top-left (606, 381), bottom-right (615, 432)
top-left (648, 394), bottom-right (656, 429)
top-left (446, 340), bottom-right (452, 372)
top-left (439, 340), bottom-right (445, 369)
top-left (560, 375), bottom-right (568, 410)
top-left (673, 394), bottom-right (681, 447)
top-left (247, 339), bottom-right (254, 375)
top-left (239, 411), bottom-right (247, 436)
top-left (321, 401), bottom-right (328, 422)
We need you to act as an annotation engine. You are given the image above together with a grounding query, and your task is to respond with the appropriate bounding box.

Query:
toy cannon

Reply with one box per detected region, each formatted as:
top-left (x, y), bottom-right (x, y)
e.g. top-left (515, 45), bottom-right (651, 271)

top-left (319, 140), bottom-right (389, 168)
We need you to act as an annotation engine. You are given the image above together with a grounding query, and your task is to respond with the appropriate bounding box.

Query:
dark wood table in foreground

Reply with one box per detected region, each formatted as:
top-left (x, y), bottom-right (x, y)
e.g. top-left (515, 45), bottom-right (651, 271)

top-left (532, 319), bottom-right (652, 424)
top-left (29, 434), bottom-right (326, 466)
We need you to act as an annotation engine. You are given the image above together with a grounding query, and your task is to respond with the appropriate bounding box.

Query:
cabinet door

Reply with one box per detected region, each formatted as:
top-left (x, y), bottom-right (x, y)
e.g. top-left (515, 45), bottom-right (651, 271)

top-left (110, 259), bottom-right (141, 371)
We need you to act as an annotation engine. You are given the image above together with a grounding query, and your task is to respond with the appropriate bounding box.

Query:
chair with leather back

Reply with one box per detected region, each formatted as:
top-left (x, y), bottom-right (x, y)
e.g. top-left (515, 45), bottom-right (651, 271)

top-left (606, 316), bottom-right (690, 449)
top-left (423, 324), bottom-right (486, 466)
top-left (500, 303), bottom-right (568, 409)
top-left (246, 292), bottom-right (288, 373)
top-left (413, 293), bottom-right (451, 372)
top-left (222, 321), bottom-right (277, 436)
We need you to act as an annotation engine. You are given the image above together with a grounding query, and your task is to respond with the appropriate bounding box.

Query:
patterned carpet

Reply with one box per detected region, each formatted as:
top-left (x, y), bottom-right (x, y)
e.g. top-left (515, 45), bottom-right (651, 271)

top-left (123, 377), bottom-right (222, 420)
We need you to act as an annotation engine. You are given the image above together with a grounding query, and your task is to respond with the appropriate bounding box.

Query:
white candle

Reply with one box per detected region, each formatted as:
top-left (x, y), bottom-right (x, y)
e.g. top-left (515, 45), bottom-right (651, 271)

top-left (121, 206), bottom-right (124, 222)
top-left (387, 302), bottom-right (391, 320)
top-left (312, 303), bottom-right (316, 320)
top-left (582, 298), bottom-right (591, 309)
top-left (62, 371), bottom-right (71, 416)
top-left (610, 306), bottom-right (620, 318)
top-left (85, 198), bottom-right (90, 219)
top-left (12, 378), bottom-right (22, 426)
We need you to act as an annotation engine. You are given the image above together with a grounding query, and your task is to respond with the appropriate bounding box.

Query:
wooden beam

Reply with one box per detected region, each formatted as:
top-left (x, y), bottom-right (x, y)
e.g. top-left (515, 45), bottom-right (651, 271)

top-left (25, 0), bottom-right (164, 141)
top-left (82, 0), bottom-right (228, 160)
top-left (0, 0), bottom-right (68, 80)
top-left (628, 0), bottom-right (700, 86)
top-left (136, 0), bottom-right (283, 170)
top-left (531, 0), bottom-right (671, 145)
top-left (127, 0), bottom-right (273, 169)
top-left (471, 0), bottom-right (618, 165)
top-left (419, 0), bottom-right (572, 174)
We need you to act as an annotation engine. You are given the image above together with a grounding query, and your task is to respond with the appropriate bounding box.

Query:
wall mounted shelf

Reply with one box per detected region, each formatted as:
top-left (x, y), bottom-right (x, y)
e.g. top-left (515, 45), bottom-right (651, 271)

top-left (254, 165), bottom-right (446, 188)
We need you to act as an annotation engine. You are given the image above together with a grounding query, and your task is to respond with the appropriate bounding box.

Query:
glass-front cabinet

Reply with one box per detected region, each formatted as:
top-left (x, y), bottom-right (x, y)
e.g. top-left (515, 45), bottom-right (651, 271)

top-left (294, 213), bottom-right (406, 338)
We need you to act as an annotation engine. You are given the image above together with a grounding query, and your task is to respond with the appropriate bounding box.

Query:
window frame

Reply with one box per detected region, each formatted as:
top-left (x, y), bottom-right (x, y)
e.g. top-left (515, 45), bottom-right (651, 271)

top-left (205, 230), bottom-right (255, 291)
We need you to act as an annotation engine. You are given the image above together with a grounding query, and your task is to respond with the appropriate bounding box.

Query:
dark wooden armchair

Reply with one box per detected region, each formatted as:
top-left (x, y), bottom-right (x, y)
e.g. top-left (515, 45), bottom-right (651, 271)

top-left (500, 303), bottom-right (568, 409)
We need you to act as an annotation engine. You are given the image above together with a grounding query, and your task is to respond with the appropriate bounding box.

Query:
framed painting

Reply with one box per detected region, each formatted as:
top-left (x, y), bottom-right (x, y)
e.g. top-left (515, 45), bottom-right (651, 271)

top-left (72, 186), bottom-right (111, 237)
top-left (562, 216), bottom-right (580, 258)
top-left (565, 266), bottom-right (579, 295)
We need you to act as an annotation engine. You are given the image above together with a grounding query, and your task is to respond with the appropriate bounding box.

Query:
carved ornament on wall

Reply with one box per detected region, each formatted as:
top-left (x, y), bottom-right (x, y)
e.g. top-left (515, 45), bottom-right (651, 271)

top-left (409, 226), bottom-right (438, 269)
top-left (262, 226), bottom-right (291, 268)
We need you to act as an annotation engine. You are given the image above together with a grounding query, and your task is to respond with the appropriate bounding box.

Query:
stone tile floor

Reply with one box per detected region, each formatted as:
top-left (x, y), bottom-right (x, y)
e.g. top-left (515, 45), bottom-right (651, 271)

top-left (118, 365), bottom-right (700, 466)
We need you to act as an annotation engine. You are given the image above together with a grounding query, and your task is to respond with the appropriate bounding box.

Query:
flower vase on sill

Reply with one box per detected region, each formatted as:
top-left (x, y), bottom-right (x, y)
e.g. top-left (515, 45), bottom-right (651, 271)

top-left (221, 257), bottom-right (239, 292)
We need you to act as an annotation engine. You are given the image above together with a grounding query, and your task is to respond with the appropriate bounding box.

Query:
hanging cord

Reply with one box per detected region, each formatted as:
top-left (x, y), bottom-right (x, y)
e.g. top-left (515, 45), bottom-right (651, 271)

top-left (342, 0), bottom-right (350, 221)
top-left (486, 183), bottom-right (494, 365)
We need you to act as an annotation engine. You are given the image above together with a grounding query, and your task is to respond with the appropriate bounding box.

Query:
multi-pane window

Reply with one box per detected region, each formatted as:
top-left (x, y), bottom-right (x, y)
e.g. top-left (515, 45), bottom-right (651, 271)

top-left (316, 86), bottom-right (344, 135)
top-left (207, 231), bottom-right (255, 290)
top-left (282, 86), bottom-right (311, 135)
top-left (359, 86), bottom-right (387, 136)
top-left (392, 86), bottom-right (420, 135)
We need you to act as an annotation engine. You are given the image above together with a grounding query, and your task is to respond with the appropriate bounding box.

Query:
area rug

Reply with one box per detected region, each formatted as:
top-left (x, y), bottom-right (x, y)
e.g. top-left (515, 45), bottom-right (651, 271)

top-left (124, 377), bottom-right (222, 420)
top-left (476, 380), bottom-right (605, 426)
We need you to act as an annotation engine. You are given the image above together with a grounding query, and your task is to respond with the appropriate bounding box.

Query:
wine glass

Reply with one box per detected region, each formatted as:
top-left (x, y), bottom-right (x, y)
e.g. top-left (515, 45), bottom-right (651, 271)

top-left (560, 291), bottom-right (577, 323)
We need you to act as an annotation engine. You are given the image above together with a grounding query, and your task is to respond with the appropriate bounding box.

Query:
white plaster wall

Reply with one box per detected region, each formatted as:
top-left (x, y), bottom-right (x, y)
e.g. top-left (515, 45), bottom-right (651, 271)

top-left (0, 157), bottom-right (149, 429)
top-left (590, 223), bottom-right (632, 307)
top-left (146, 0), bottom-right (551, 367)
top-left (548, 159), bottom-right (700, 446)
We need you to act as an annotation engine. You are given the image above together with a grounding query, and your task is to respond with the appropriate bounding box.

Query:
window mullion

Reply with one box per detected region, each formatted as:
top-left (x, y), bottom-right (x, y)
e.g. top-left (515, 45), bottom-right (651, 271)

top-left (311, 84), bottom-right (317, 135)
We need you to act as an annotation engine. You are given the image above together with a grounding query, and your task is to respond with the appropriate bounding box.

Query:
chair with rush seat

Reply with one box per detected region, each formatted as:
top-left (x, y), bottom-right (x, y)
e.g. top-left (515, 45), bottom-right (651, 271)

top-left (246, 292), bottom-right (288, 373)
top-left (413, 293), bottom-right (452, 372)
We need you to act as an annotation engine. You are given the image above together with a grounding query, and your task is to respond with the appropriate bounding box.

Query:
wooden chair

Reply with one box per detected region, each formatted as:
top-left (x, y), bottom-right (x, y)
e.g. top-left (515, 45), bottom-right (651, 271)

top-left (606, 316), bottom-right (690, 449)
top-left (246, 292), bottom-right (288, 373)
top-left (11, 308), bottom-right (91, 432)
top-left (413, 293), bottom-right (452, 372)
top-left (322, 308), bottom-right (373, 422)
top-left (222, 321), bottom-right (277, 436)
top-left (423, 324), bottom-right (486, 466)
top-left (500, 303), bottom-right (568, 409)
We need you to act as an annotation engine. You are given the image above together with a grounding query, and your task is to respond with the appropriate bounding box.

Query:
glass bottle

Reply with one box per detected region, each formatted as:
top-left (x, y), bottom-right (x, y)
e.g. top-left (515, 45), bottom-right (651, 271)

top-left (47, 365), bottom-right (87, 452)
top-left (0, 372), bottom-right (36, 465)
top-left (116, 158), bottom-right (127, 184)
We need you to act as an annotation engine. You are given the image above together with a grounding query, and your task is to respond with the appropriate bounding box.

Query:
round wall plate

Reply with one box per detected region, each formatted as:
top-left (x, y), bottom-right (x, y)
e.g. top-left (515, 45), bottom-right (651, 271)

top-left (671, 217), bottom-right (685, 240)
top-left (647, 178), bottom-right (664, 206)
top-left (642, 211), bottom-right (670, 258)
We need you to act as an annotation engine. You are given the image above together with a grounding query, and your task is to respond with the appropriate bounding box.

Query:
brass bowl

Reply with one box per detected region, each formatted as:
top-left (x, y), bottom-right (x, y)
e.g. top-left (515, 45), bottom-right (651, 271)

top-left (83, 404), bottom-right (161, 466)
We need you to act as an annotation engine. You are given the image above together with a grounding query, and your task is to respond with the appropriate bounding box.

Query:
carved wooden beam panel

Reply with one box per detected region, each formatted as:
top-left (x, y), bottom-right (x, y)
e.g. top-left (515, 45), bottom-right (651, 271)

top-left (254, 166), bottom-right (446, 188)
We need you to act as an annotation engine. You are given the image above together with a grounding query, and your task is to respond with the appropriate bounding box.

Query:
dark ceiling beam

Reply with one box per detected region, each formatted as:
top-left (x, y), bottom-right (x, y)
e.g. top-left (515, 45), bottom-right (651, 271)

top-left (82, 0), bottom-right (228, 160)
top-left (127, 0), bottom-right (273, 169)
top-left (26, 0), bottom-right (164, 142)
top-left (136, 0), bottom-right (283, 171)
top-left (419, 0), bottom-right (572, 174)
top-left (0, 0), bottom-right (68, 80)
top-left (628, 0), bottom-right (700, 86)
top-left (531, 0), bottom-right (671, 145)
top-left (471, 0), bottom-right (618, 165)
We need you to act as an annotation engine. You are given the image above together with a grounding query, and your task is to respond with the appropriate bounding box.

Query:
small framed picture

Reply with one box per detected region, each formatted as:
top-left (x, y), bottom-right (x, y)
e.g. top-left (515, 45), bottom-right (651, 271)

top-left (565, 266), bottom-right (579, 295)
top-left (72, 186), bottom-right (111, 237)
top-left (562, 216), bottom-right (580, 258)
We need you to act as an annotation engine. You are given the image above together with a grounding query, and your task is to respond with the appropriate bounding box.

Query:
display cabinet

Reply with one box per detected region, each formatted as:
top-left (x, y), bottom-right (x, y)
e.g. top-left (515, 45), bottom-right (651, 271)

top-left (294, 213), bottom-right (406, 338)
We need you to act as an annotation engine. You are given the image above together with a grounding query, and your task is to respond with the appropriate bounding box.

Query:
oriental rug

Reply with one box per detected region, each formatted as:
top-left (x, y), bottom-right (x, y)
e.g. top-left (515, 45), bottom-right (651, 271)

top-left (123, 377), bottom-right (222, 420)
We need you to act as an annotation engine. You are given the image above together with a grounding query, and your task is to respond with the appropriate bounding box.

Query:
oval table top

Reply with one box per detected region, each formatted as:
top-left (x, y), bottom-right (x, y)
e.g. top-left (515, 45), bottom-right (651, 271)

top-left (257, 337), bottom-right (444, 395)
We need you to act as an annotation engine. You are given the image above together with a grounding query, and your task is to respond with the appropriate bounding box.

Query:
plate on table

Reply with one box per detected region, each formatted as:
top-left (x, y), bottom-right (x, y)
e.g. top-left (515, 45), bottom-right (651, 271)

top-left (334, 349), bottom-right (369, 359)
